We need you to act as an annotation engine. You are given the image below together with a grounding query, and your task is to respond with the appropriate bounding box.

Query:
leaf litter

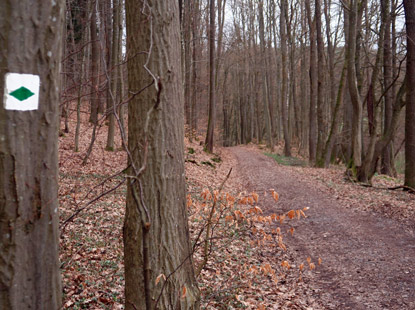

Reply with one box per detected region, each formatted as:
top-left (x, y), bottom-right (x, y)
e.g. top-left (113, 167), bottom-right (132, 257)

top-left (61, 112), bottom-right (390, 309)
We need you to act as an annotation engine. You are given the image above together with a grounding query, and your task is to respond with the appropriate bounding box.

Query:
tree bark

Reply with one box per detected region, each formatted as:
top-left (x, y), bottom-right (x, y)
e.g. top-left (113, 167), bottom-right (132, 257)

top-left (381, 0), bottom-right (396, 176)
top-left (205, 0), bottom-right (216, 153)
top-left (89, 1), bottom-right (100, 124)
top-left (0, 0), bottom-right (64, 308)
top-left (106, 0), bottom-right (121, 151)
top-left (280, 0), bottom-right (291, 156)
top-left (184, 0), bottom-right (192, 137)
top-left (124, 0), bottom-right (200, 309)
top-left (315, 0), bottom-right (326, 161)
top-left (299, 1), bottom-right (309, 156)
top-left (404, 0), bottom-right (415, 188)
top-left (258, 0), bottom-right (274, 151)
top-left (305, 0), bottom-right (317, 162)
top-left (321, 64), bottom-right (347, 167)
top-left (356, 0), bottom-right (386, 183)
top-left (191, 0), bottom-right (200, 138)
top-left (345, 0), bottom-right (364, 169)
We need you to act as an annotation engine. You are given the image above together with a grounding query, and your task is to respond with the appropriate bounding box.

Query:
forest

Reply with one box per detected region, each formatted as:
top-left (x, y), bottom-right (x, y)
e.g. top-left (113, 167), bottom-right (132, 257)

top-left (0, 0), bottom-right (415, 309)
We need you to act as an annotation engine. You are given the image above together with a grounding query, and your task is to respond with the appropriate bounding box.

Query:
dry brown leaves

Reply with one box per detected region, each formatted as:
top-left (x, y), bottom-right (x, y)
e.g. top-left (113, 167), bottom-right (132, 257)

top-left (240, 143), bottom-right (415, 225)
top-left (288, 165), bottom-right (415, 225)
top-left (60, 110), bottom-right (126, 309)
top-left (59, 110), bottom-right (318, 310)
top-left (185, 139), bottom-right (319, 310)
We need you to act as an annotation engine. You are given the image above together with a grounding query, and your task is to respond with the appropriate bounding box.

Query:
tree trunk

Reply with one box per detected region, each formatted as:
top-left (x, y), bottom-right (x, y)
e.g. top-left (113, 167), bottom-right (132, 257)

top-left (321, 64), bottom-right (347, 167)
top-left (280, 0), bottom-right (291, 156)
top-left (105, 0), bottom-right (113, 120)
top-left (358, 80), bottom-right (406, 183)
top-left (357, 0), bottom-right (391, 183)
top-left (258, 0), bottom-right (274, 151)
top-left (75, 36), bottom-right (88, 152)
top-left (184, 0), bottom-right (192, 137)
top-left (345, 0), bottom-right (364, 169)
top-left (205, 0), bottom-right (216, 153)
top-left (124, 0), bottom-right (200, 309)
top-left (404, 0), bottom-right (415, 188)
top-left (191, 0), bottom-right (200, 138)
top-left (299, 1), bottom-right (309, 156)
top-left (315, 0), bottom-right (326, 162)
top-left (222, 68), bottom-right (230, 146)
top-left (305, 0), bottom-right (317, 163)
top-left (106, 0), bottom-right (120, 151)
top-left (0, 0), bottom-right (64, 308)
top-left (270, 0), bottom-right (281, 142)
top-left (117, 3), bottom-right (126, 136)
top-left (381, 0), bottom-right (396, 176)
top-left (89, 1), bottom-right (100, 124)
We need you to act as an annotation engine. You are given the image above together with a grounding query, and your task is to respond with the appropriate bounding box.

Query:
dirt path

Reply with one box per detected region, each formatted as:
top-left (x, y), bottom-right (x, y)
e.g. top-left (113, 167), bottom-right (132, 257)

top-left (228, 146), bottom-right (415, 310)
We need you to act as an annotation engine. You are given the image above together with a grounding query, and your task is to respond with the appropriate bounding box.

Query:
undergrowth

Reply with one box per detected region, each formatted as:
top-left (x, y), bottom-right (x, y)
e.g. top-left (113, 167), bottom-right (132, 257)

top-left (264, 153), bottom-right (307, 167)
top-left (187, 184), bottom-right (320, 309)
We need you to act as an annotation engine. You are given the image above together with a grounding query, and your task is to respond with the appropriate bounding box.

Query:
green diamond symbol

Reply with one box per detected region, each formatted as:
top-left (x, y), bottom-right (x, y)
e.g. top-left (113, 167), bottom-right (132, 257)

top-left (9, 87), bottom-right (34, 101)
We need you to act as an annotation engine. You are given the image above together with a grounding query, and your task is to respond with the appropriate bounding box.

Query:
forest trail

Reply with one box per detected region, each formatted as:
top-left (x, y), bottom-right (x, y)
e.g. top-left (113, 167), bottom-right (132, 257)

top-left (228, 146), bottom-right (415, 310)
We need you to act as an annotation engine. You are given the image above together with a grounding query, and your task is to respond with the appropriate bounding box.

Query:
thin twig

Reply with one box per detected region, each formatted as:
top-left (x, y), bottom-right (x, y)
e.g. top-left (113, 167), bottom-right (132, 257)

top-left (195, 168), bottom-right (232, 277)
top-left (60, 177), bottom-right (126, 232)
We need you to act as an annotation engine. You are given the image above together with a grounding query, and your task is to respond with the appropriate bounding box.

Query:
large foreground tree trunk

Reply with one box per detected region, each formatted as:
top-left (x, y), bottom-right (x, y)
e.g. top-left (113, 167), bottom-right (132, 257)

top-left (404, 0), bottom-right (415, 188)
top-left (0, 0), bottom-right (64, 308)
top-left (124, 1), bottom-right (200, 309)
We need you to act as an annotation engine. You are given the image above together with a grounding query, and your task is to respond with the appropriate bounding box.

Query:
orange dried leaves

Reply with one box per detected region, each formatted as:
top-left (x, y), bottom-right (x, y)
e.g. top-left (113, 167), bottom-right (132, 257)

top-left (155, 273), bottom-right (166, 285)
top-left (271, 189), bottom-right (279, 202)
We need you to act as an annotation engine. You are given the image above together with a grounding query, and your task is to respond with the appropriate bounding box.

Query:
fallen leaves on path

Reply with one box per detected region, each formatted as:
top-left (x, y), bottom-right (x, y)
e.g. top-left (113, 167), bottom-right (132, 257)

top-left (59, 113), bottom-right (319, 309)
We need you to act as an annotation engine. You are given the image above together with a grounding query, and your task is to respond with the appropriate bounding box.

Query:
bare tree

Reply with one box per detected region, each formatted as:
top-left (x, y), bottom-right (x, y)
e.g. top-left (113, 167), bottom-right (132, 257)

top-left (344, 0), bottom-right (365, 170)
top-left (404, 0), bottom-right (415, 188)
top-left (305, 0), bottom-right (317, 162)
top-left (106, 0), bottom-right (121, 151)
top-left (258, 0), bottom-right (274, 151)
top-left (89, 0), bottom-right (100, 124)
top-left (315, 0), bottom-right (326, 161)
top-left (205, 0), bottom-right (216, 153)
top-left (280, 0), bottom-right (291, 156)
top-left (184, 0), bottom-right (192, 138)
top-left (124, 0), bottom-right (200, 309)
top-left (381, 0), bottom-right (396, 176)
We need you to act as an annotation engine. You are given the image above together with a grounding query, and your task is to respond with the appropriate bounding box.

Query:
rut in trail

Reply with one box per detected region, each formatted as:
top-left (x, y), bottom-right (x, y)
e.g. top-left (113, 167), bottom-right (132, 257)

top-left (229, 146), bottom-right (415, 310)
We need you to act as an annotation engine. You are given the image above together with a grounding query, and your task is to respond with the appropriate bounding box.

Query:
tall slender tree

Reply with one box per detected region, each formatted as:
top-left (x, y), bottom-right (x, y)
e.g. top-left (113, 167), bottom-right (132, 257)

top-left (184, 0), bottom-right (192, 137)
top-left (124, 0), bottom-right (200, 309)
top-left (258, 0), bottom-right (274, 151)
top-left (315, 0), bottom-right (326, 161)
top-left (280, 0), bottom-right (291, 156)
top-left (305, 0), bottom-right (317, 162)
top-left (381, 0), bottom-right (396, 176)
top-left (191, 0), bottom-right (201, 138)
top-left (345, 0), bottom-right (364, 170)
top-left (404, 0), bottom-right (415, 188)
top-left (106, 0), bottom-right (121, 151)
top-left (205, 0), bottom-right (216, 153)
top-left (89, 0), bottom-right (100, 124)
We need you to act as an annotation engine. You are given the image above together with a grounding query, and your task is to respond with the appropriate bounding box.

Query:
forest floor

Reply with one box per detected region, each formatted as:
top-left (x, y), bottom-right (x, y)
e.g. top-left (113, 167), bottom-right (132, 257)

top-left (59, 115), bottom-right (415, 309)
top-left (228, 145), bottom-right (415, 309)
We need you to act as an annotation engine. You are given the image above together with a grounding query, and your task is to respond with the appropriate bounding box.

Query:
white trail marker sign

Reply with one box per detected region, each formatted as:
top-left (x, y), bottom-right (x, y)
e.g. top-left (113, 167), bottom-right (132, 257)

top-left (3, 73), bottom-right (40, 111)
